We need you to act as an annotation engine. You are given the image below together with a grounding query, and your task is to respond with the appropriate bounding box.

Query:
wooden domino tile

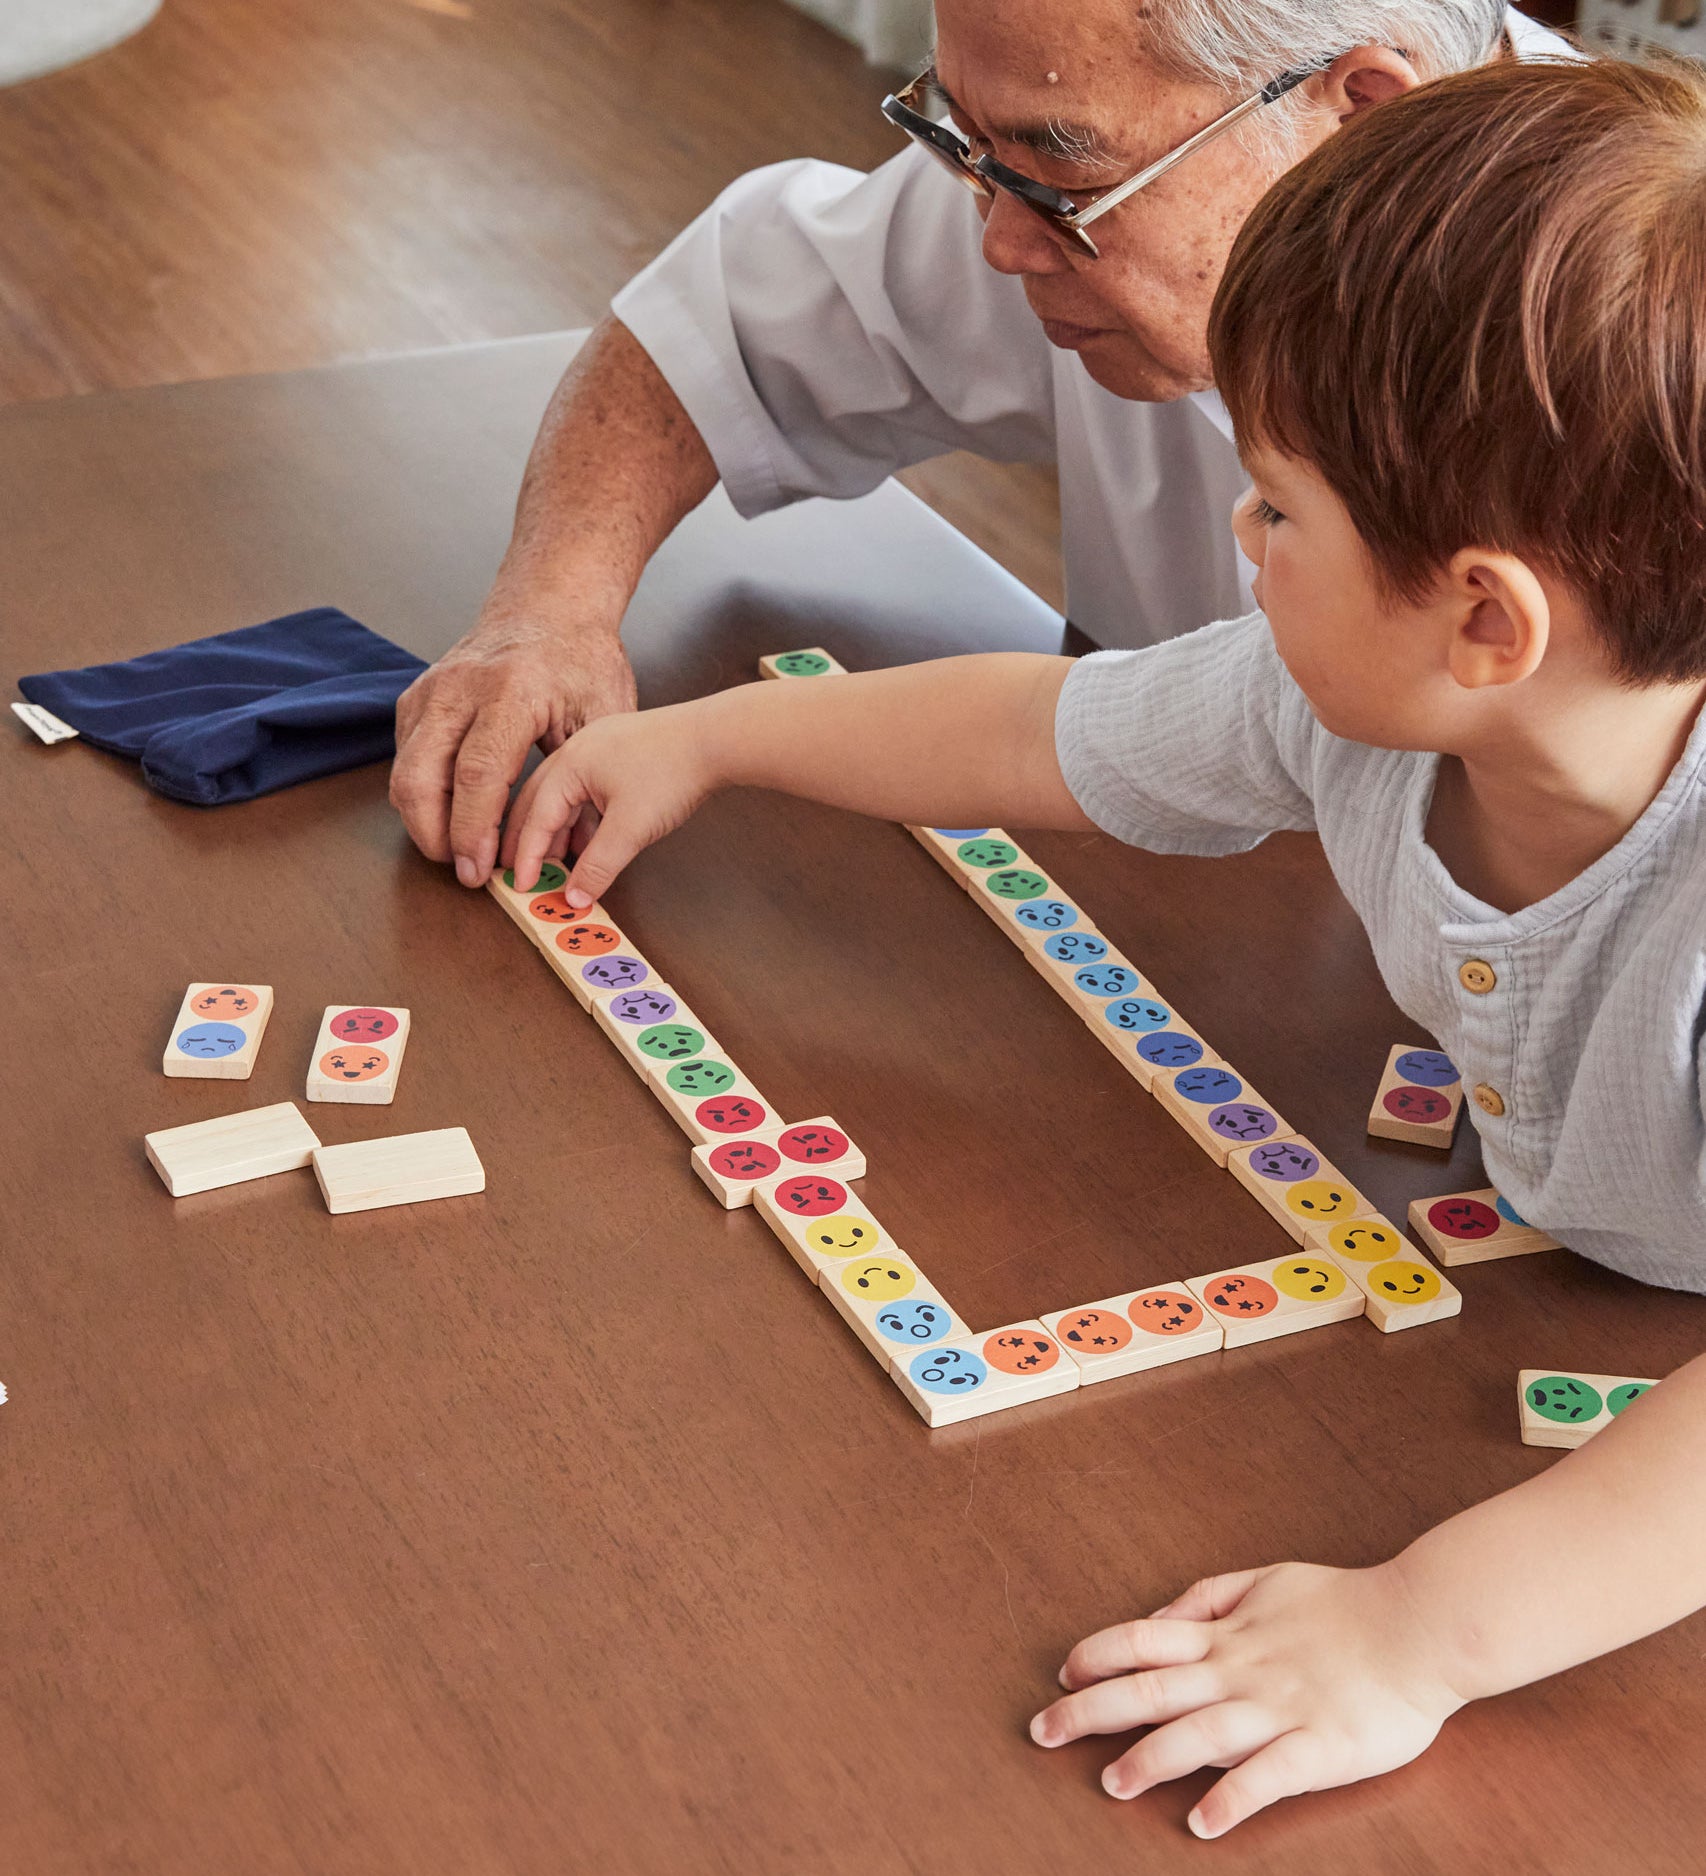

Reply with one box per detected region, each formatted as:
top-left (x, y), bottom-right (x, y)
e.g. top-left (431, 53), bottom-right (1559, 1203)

top-left (758, 647), bottom-right (848, 679)
top-left (145, 1101), bottom-right (321, 1197)
top-left (1227, 1135), bottom-right (1374, 1242)
top-left (889, 1321), bottom-right (1080, 1427)
top-left (1518, 1368), bottom-right (1658, 1450)
top-left (964, 865), bottom-right (1084, 948)
top-left (552, 933), bottom-right (661, 1013)
top-left (690, 1117), bottom-right (865, 1208)
top-left (312, 1126), bottom-right (485, 1214)
top-left (1407, 1189), bottom-right (1562, 1266)
top-left (1368, 1045), bottom-right (1463, 1149)
top-left (753, 1172), bottom-right (895, 1280)
top-left (161, 982), bottom-right (274, 1080)
top-left (1154, 1062), bottom-right (1293, 1168)
top-left (1083, 1002), bottom-right (1217, 1091)
top-left (593, 984), bottom-right (722, 1080)
top-left (1029, 942), bottom-right (1146, 1013)
top-left (1304, 1216), bottom-right (1463, 1332)
top-left (1041, 1284), bottom-right (1224, 1384)
top-left (485, 861), bottom-right (596, 945)
top-left (1186, 1253), bottom-right (1366, 1349)
top-left (305, 1004), bottom-right (411, 1105)
top-left (643, 1054), bottom-right (775, 1147)
top-left (907, 824), bottom-right (1006, 888)
top-left (818, 1255), bottom-right (965, 1367)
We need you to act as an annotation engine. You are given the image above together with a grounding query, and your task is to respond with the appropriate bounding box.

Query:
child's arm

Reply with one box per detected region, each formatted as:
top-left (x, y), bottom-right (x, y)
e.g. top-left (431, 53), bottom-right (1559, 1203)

top-left (499, 654), bottom-right (1096, 898)
top-left (1030, 1348), bottom-right (1706, 1837)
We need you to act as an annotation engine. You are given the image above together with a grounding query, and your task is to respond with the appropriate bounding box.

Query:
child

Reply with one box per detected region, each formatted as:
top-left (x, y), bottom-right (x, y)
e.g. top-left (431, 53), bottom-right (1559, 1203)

top-left (499, 57), bottom-right (1706, 1836)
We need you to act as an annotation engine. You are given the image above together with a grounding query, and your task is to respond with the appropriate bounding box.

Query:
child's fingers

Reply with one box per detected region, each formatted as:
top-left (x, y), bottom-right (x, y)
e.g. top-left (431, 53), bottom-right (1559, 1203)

top-left (561, 809), bottom-right (648, 910)
top-left (1057, 1615), bottom-right (1214, 1691)
top-left (504, 765), bottom-right (590, 889)
top-left (1030, 1663), bottom-right (1221, 1747)
top-left (1148, 1568), bottom-right (1265, 1624)
top-left (1099, 1700), bottom-right (1275, 1801)
top-left (1188, 1730), bottom-right (1321, 1839)
top-left (568, 804), bottom-right (602, 858)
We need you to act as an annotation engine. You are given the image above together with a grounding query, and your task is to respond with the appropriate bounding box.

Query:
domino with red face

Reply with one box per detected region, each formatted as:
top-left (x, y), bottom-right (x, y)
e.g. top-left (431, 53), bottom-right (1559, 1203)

top-left (1367, 1044), bottom-right (1463, 1149)
top-left (690, 1117), bottom-right (866, 1208)
top-left (306, 1003), bottom-right (411, 1105)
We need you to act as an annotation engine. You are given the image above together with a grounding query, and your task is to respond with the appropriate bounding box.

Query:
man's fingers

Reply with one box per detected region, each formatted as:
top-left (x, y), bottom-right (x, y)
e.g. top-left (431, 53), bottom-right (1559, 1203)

top-left (1031, 1663), bottom-right (1221, 1746)
top-left (1189, 1731), bottom-right (1322, 1839)
top-left (1148, 1569), bottom-right (1265, 1625)
top-left (389, 704), bottom-right (470, 864)
top-left (1057, 1616), bottom-right (1215, 1692)
top-left (448, 713), bottom-right (538, 885)
top-left (1101, 1701), bottom-right (1275, 1800)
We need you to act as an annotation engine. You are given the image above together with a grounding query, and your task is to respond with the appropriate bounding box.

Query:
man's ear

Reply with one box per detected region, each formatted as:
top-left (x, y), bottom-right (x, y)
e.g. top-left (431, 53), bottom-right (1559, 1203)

top-left (1444, 549), bottom-right (1552, 691)
top-left (1308, 46), bottom-right (1423, 122)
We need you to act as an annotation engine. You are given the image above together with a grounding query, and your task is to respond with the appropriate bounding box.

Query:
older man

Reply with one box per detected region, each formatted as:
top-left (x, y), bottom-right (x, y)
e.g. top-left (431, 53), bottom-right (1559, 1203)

top-left (392, 0), bottom-right (1569, 884)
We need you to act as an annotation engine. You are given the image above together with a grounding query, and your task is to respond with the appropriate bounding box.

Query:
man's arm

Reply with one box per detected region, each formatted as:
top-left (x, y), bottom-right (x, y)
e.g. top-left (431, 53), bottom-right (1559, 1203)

top-left (389, 316), bottom-right (717, 883)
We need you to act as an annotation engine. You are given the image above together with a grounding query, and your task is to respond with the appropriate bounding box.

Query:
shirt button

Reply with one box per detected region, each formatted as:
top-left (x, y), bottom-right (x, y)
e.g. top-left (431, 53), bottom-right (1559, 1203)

top-left (1473, 1083), bottom-right (1506, 1117)
top-left (1459, 959), bottom-right (1497, 995)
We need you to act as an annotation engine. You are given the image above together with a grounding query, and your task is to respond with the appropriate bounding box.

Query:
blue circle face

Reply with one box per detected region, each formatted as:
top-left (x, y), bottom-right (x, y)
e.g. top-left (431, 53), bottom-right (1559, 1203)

top-left (1494, 1193), bottom-right (1530, 1227)
top-left (1208, 1102), bottom-right (1280, 1145)
top-left (1396, 1049), bottom-right (1459, 1087)
top-left (1247, 1140), bottom-right (1321, 1183)
top-left (175, 1021), bottom-right (246, 1059)
top-left (910, 1346), bottom-right (987, 1395)
top-left (582, 955), bottom-right (649, 991)
top-left (1013, 898), bottom-right (1077, 931)
top-left (876, 1299), bottom-right (956, 1345)
top-left (1172, 1066), bottom-right (1242, 1105)
top-left (1073, 963), bottom-right (1141, 999)
top-left (1043, 931), bottom-right (1107, 965)
top-left (1136, 1031), bottom-right (1204, 1069)
top-left (609, 989), bottom-right (676, 1025)
top-left (931, 828), bottom-right (987, 838)
top-left (1103, 997), bottom-right (1171, 1033)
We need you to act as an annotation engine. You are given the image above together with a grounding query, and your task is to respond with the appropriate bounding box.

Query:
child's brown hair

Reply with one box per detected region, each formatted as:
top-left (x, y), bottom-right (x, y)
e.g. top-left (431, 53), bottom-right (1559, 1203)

top-left (1211, 56), bottom-right (1706, 684)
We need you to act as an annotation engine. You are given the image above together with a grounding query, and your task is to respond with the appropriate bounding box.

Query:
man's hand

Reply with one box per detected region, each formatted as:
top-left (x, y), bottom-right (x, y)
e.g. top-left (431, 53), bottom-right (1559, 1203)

top-left (390, 611), bottom-right (636, 885)
top-left (1029, 1561), bottom-right (1463, 1838)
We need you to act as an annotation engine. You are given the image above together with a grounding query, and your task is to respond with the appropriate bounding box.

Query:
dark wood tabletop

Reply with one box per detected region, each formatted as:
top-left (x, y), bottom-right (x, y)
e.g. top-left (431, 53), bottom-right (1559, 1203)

top-left (2, 333), bottom-right (1701, 1876)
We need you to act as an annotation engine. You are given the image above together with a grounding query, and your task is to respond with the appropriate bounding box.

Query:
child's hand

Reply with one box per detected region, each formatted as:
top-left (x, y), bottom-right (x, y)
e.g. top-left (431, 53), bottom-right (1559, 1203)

top-left (1029, 1560), bottom-right (1464, 1837)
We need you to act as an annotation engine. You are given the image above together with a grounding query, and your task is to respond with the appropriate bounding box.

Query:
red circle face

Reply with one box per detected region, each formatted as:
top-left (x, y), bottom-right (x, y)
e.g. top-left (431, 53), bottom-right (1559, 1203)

top-left (695, 1096), bottom-right (769, 1135)
top-left (773, 1176), bottom-right (849, 1217)
top-left (1203, 1274), bottom-right (1278, 1319)
top-left (707, 1141), bottom-right (781, 1182)
top-left (1055, 1309), bottom-right (1132, 1354)
top-left (319, 1046), bottom-right (389, 1083)
top-left (1427, 1197), bottom-right (1501, 1239)
top-left (1383, 1086), bottom-right (1451, 1124)
top-left (327, 1006), bottom-right (399, 1043)
top-left (778, 1124), bottom-right (851, 1164)
top-left (1128, 1289), bottom-right (1206, 1336)
top-left (555, 923), bottom-right (621, 956)
top-left (528, 892), bottom-right (583, 924)
top-left (192, 984), bottom-right (264, 1020)
top-left (983, 1329), bottom-right (1062, 1375)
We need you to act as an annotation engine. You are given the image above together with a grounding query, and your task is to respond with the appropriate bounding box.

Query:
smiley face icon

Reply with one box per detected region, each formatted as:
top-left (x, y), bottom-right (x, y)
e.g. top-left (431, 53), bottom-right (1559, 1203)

top-left (1128, 1289), bottom-right (1204, 1335)
top-left (1203, 1274), bottom-right (1278, 1318)
top-left (1057, 1309), bottom-right (1132, 1354)
top-left (1245, 1140), bottom-right (1319, 1183)
top-left (695, 1096), bottom-right (769, 1134)
top-left (1136, 1031), bottom-right (1204, 1070)
top-left (876, 1299), bottom-right (955, 1346)
top-left (666, 1060), bottom-right (737, 1097)
top-left (1320, 1221), bottom-right (1401, 1264)
top-left (1272, 1259), bottom-right (1347, 1302)
top-left (174, 1021), bottom-right (247, 1059)
top-left (1284, 1180), bottom-right (1361, 1222)
top-left (956, 837), bottom-right (1018, 869)
top-left (707, 1140), bottom-right (781, 1182)
top-left (1073, 963), bottom-right (1141, 999)
top-left (328, 1006), bottom-right (399, 1042)
top-left (1172, 1066), bottom-right (1243, 1106)
top-left (840, 1259), bottom-right (915, 1301)
top-left (910, 1345), bottom-right (987, 1396)
top-left (1043, 931), bottom-right (1107, 965)
top-left (556, 923), bottom-right (622, 957)
top-left (637, 1023), bottom-right (706, 1061)
top-left (1366, 1260), bottom-right (1441, 1305)
top-left (1427, 1197), bottom-right (1501, 1239)
top-left (582, 955), bottom-right (649, 991)
top-left (804, 1214), bottom-right (880, 1259)
top-left (1208, 1102), bottom-right (1280, 1145)
top-left (983, 1329), bottom-right (1062, 1374)
top-left (319, 1046), bottom-right (389, 1083)
top-left (609, 989), bottom-right (677, 1026)
top-left (527, 890), bottom-right (583, 923)
top-left (774, 650), bottom-right (831, 676)
top-left (1608, 1382), bottom-right (1653, 1416)
top-left (1382, 1086), bottom-right (1452, 1125)
top-left (191, 985), bottom-right (263, 1021)
top-left (1013, 898), bottom-right (1077, 931)
top-left (986, 868), bottom-right (1049, 901)
top-left (778, 1124), bottom-right (851, 1163)
top-left (1103, 997), bottom-right (1171, 1033)
top-left (1526, 1375), bottom-right (1603, 1423)
top-left (503, 860), bottom-right (568, 895)
top-left (773, 1177), bottom-right (849, 1217)
top-left (1395, 1049), bottom-right (1459, 1087)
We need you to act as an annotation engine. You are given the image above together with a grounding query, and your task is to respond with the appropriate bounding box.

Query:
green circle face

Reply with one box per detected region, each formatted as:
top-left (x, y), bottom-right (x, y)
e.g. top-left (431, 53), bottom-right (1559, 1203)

top-left (987, 868), bottom-right (1049, 900)
top-left (1607, 1382), bottom-right (1653, 1416)
top-left (774, 651), bottom-right (831, 676)
top-left (502, 860), bottom-right (567, 895)
top-left (1527, 1376), bottom-right (1604, 1424)
top-left (956, 837), bottom-right (1019, 870)
top-left (666, 1059), bottom-right (738, 1096)
top-left (638, 1023), bottom-right (707, 1062)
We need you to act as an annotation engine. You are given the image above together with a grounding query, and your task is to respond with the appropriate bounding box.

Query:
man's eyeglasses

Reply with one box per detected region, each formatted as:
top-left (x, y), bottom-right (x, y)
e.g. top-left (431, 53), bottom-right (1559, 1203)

top-left (880, 64), bottom-right (1321, 260)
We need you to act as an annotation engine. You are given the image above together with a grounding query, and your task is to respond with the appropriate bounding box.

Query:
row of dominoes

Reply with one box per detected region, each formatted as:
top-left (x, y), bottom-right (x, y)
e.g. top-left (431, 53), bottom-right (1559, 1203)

top-left (162, 982), bottom-right (413, 1105)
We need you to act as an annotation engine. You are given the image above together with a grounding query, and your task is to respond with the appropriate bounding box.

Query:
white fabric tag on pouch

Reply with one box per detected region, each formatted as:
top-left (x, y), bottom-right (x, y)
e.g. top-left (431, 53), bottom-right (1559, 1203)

top-left (11, 701), bottom-right (79, 744)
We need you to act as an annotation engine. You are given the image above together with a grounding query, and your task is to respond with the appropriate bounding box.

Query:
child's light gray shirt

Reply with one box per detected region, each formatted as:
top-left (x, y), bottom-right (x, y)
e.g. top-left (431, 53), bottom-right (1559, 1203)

top-left (1056, 613), bottom-right (1706, 1294)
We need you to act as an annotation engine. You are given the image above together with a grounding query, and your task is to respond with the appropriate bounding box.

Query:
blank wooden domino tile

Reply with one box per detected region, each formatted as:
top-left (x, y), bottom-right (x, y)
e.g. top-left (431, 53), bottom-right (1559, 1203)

top-left (146, 1101), bottom-right (321, 1196)
top-left (1407, 1189), bottom-right (1562, 1266)
top-left (754, 1172), bottom-right (893, 1279)
top-left (818, 1255), bottom-right (965, 1367)
top-left (758, 647), bottom-right (848, 679)
top-left (1042, 1284), bottom-right (1224, 1383)
top-left (1367, 1044), bottom-right (1463, 1149)
top-left (889, 1321), bottom-right (1079, 1427)
top-left (1227, 1135), bottom-right (1374, 1242)
top-left (1155, 1063), bottom-right (1293, 1167)
top-left (1083, 1003), bottom-right (1217, 1091)
top-left (306, 1004), bottom-right (411, 1105)
top-left (1304, 1216), bottom-right (1462, 1332)
top-left (312, 1127), bottom-right (485, 1214)
top-left (1519, 1369), bottom-right (1657, 1450)
top-left (593, 985), bottom-right (722, 1080)
top-left (1185, 1254), bottom-right (1365, 1349)
top-left (161, 982), bottom-right (274, 1080)
top-left (690, 1117), bottom-right (866, 1208)
top-left (643, 1054), bottom-right (776, 1147)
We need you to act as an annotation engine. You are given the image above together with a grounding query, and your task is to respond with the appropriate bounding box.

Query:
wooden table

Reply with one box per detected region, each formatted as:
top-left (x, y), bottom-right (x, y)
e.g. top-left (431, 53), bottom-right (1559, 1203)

top-left (2, 334), bottom-right (1701, 1875)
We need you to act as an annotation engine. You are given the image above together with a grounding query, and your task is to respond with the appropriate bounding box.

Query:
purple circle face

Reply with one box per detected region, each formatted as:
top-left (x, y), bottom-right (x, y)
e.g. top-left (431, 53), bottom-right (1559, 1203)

top-left (1396, 1049), bottom-right (1459, 1087)
top-left (1208, 1102), bottom-right (1281, 1145)
top-left (1247, 1140), bottom-right (1321, 1184)
top-left (1137, 1032), bottom-right (1204, 1070)
top-left (1172, 1066), bottom-right (1242, 1107)
top-left (582, 955), bottom-right (649, 992)
top-left (609, 988), bottom-right (676, 1026)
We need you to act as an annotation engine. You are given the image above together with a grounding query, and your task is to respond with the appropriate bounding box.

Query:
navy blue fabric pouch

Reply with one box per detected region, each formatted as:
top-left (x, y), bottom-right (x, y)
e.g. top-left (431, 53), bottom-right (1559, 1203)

top-left (18, 606), bottom-right (426, 806)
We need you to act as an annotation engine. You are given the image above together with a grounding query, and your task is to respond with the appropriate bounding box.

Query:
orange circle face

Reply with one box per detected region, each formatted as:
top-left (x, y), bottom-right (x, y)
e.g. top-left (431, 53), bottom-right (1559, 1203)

top-left (319, 1046), bottom-right (390, 1083)
top-left (528, 892), bottom-right (584, 925)
top-left (983, 1329), bottom-right (1062, 1375)
top-left (1055, 1309), bottom-right (1133, 1355)
top-left (1128, 1289), bottom-right (1207, 1336)
top-left (555, 923), bottom-right (621, 956)
top-left (191, 984), bottom-right (264, 1020)
top-left (1202, 1274), bottom-right (1278, 1320)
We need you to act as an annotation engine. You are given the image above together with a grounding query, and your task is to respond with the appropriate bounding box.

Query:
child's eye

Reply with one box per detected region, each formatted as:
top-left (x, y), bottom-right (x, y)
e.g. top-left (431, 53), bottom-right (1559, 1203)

top-left (1250, 497), bottom-right (1286, 527)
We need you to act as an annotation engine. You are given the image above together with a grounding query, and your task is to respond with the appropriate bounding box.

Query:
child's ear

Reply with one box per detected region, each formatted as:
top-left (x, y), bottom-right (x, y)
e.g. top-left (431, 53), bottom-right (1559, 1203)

top-left (1444, 550), bottom-right (1552, 691)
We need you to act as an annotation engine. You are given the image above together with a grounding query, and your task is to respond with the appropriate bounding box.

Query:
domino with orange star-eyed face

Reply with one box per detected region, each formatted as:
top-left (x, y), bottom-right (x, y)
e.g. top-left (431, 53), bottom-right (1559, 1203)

top-left (162, 981), bottom-right (275, 1080)
top-left (306, 1004), bottom-right (411, 1105)
top-left (889, 1321), bottom-right (1080, 1427)
top-left (1184, 1253), bottom-right (1366, 1350)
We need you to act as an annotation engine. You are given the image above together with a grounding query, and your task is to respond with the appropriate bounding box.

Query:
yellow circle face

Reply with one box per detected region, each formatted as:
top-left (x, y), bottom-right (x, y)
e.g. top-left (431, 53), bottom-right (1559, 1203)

top-left (1284, 1180), bottom-right (1360, 1222)
top-left (838, 1259), bottom-right (916, 1301)
top-left (1272, 1259), bottom-right (1347, 1302)
top-left (805, 1215), bottom-right (882, 1260)
top-left (1367, 1260), bottom-right (1441, 1305)
top-left (1322, 1221), bottom-right (1400, 1264)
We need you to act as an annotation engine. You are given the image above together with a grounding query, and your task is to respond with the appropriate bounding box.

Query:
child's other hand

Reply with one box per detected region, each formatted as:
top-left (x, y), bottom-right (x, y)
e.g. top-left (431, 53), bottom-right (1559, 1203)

top-left (499, 704), bottom-right (711, 905)
top-left (1029, 1561), bottom-right (1464, 1837)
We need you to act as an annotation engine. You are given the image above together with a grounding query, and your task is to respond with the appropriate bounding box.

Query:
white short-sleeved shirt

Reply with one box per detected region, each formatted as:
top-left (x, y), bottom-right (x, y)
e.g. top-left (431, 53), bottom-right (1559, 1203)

top-left (613, 10), bottom-right (1572, 651)
top-left (1056, 615), bottom-right (1706, 1295)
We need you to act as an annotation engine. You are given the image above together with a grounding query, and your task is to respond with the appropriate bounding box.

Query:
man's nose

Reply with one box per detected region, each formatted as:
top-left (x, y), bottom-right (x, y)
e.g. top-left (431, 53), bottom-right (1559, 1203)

top-left (978, 188), bottom-right (1074, 278)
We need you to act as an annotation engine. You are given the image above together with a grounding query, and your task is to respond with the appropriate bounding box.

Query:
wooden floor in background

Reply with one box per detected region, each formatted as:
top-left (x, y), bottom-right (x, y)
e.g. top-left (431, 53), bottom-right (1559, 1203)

top-left (0, 0), bottom-right (1065, 609)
